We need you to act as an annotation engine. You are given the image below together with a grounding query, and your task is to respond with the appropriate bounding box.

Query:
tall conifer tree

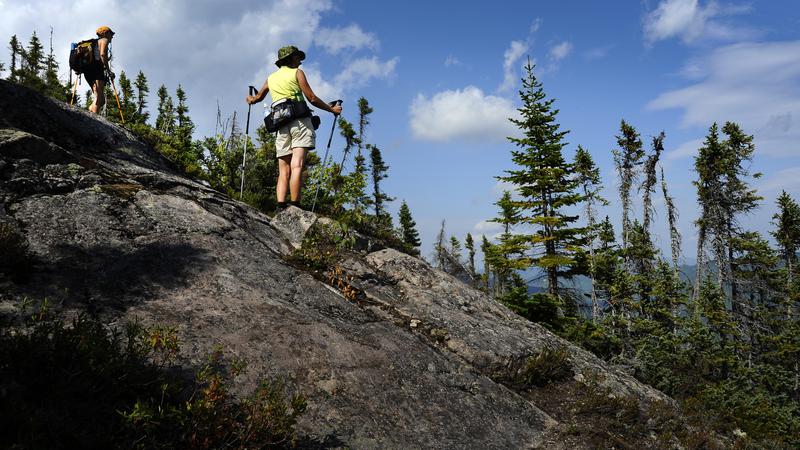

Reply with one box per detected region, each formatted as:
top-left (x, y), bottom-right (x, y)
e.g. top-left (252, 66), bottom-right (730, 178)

top-left (356, 97), bottom-right (373, 157)
top-left (660, 167), bottom-right (681, 274)
top-left (496, 60), bottom-right (585, 300)
top-left (175, 85), bottom-right (195, 149)
top-left (19, 32), bottom-right (45, 91)
top-left (641, 131), bottom-right (665, 234)
top-left (398, 200), bottom-right (421, 254)
top-left (574, 146), bottom-right (605, 320)
top-left (8, 35), bottom-right (21, 82)
top-left (43, 27), bottom-right (67, 101)
top-left (613, 120), bottom-right (645, 253)
top-left (117, 71), bottom-right (137, 122)
top-left (369, 144), bottom-right (393, 222)
top-left (772, 191), bottom-right (800, 304)
top-left (465, 233), bottom-right (477, 281)
top-left (155, 85), bottom-right (176, 135)
top-left (134, 71), bottom-right (150, 124)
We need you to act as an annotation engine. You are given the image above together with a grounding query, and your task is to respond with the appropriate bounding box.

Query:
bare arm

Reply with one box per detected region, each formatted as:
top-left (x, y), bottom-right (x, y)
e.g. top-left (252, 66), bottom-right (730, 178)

top-left (297, 69), bottom-right (342, 115)
top-left (98, 39), bottom-right (110, 71)
top-left (246, 78), bottom-right (269, 105)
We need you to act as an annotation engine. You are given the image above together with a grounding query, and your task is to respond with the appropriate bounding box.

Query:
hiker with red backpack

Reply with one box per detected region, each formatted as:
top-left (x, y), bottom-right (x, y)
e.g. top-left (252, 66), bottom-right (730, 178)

top-left (246, 46), bottom-right (343, 211)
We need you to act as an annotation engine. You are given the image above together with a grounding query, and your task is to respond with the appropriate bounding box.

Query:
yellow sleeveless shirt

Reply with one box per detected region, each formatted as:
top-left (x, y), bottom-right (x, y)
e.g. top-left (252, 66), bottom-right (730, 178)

top-left (268, 67), bottom-right (304, 103)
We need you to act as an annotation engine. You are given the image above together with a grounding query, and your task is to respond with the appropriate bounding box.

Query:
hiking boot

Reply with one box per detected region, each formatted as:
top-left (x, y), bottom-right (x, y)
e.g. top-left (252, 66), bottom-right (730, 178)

top-left (275, 201), bottom-right (287, 213)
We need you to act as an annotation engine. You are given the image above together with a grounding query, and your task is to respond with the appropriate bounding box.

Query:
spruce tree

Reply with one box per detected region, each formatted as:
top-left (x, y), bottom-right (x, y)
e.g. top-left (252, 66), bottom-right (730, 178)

top-left (337, 117), bottom-right (357, 171)
top-left (369, 144), bottom-right (393, 224)
top-left (612, 119), bottom-right (645, 253)
top-left (450, 236), bottom-right (463, 267)
top-left (641, 131), bottom-right (665, 234)
top-left (465, 233), bottom-right (476, 281)
top-left (772, 190), bottom-right (800, 313)
top-left (175, 85), bottom-right (195, 149)
top-left (356, 97), bottom-right (373, 157)
top-left (43, 27), bottom-right (67, 101)
top-left (489, 190), bottom-right (528, 296)
top-left (19, 32), bottom-right (45, 92)
top-left (721, 121), bottom-right (762, 310)
top-left (8, 35), bottom-right (21, 83)
top-left (693, 122), bottom-right (761, 310)
top-left (480, 235), bottom-right (492, 292)
top-left (104, 82), bottom-right (122, 122)
top-left (496, 60), bottom-right (585, 301)
top-left (350, 99), bottom-right (374, 215)
top-left (434, 220), bottom-right (448, 270)
top-left (117, 72), bottom-right (137, 123)
top-left (134, 71), bottom-right (150, 124)
top-left (574, 145), bottom-right (605, 321)
top-left (155, 85), bottom-right (176, 135)
top-left (693, 123), bottom-right (726, 300)
top-left (398, 200), bottom-right (421, 254)
top-left (660, 167), bottom-right (682, 274)
top-left (332, 117), bottom-right (367, 214)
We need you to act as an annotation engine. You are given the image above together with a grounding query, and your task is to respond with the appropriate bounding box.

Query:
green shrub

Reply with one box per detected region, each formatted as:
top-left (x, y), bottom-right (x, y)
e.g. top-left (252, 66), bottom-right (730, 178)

top-left (0, 308), bottom-right (306, 449)
top-left (288, 220), bottom-right (355, 271)
top-left (516, 346), bottom-right (573, 388)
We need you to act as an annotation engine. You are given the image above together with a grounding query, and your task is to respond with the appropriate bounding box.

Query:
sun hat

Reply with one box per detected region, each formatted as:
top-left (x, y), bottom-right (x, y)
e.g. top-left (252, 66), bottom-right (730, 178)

top-left (275, 45), bottom-right (305, 67)
top-left (96, 26), bottom-right (115, 36)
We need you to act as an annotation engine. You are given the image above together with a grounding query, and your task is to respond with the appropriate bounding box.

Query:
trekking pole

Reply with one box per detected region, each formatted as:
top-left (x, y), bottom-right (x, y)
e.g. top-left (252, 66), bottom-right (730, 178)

top-left (240, 85), bottom-right (257, 199)
top-left (69, 73), bottom-right (80, 105)
top-left (109, 76), bottom-right (125, 124)
top-left (311, 100), bottom-right (343, 213)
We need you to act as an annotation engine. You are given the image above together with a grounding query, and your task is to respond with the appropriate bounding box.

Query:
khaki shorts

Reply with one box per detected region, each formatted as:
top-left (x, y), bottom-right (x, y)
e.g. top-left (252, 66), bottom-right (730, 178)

top-left (275, 116), bottom-right (316, 157)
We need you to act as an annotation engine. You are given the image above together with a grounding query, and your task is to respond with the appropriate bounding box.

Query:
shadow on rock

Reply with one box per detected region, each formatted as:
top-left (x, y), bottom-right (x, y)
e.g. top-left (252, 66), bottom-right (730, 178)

top-left (25, 241), bottom-right (211, 312)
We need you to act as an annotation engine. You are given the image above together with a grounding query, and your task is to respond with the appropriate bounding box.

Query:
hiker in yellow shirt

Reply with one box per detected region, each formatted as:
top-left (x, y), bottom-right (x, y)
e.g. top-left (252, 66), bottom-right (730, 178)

top-left (246, 46), bottom-right (343, 210)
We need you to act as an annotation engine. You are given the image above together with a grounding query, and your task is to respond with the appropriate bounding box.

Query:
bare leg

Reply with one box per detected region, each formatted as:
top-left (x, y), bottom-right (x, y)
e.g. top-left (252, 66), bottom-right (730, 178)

top-left (277, 155), bottom-right (291, 202)
top-left (289, 147), bottom-right (306, 201)
top-left (89, 79), bottom-right (106, 114)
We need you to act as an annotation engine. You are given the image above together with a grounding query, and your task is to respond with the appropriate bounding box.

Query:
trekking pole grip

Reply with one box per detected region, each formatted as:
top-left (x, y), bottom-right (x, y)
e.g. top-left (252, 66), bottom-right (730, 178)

top-left (329, 99), bottom-right (343, 115)
top-left (249, 85), bottom-right (257, 96)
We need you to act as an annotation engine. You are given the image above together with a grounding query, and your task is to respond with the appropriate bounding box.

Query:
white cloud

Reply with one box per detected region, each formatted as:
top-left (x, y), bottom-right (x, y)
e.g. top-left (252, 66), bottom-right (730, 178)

top-left (758, 167), bottom-right (800, 194)
top-left (314, 24), bottom-right (378, 54)
top-left (648, 41), bottom-right (800, 157)
top-left (498, 40), bottom-right (528, 93)
top-left (585, 45), bottom-right (613, 60)
top-left (643, 0), bottom-right (756, 45)
top-left (666, 137), bottom-right (704, 160)
top-left (333, 56), bottom-right (397, 89)
top-left (474, 220), bottom-right (502, 233)
top-left (491, 180), bottom-right (520, 197)
top-left (529, 18), bottom-right (543, 34)
top-left (409, 86), bottom-right (520, 142)
top-left (0, 0), bottom-right (395, 139)
top-left (549, 41), bottom-right (573, 61)
top-left (444, 55), bottom-right (461, 67)
top-left (473, 220), bottom-right (504, 241)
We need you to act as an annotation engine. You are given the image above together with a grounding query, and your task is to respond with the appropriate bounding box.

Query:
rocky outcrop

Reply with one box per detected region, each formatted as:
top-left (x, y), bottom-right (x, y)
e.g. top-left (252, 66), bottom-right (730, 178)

top-left (0, 80), bottom-right (684, 449)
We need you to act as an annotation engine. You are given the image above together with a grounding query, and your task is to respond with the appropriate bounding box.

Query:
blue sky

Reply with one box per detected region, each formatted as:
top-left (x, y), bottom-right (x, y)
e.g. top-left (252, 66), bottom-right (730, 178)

top-left (3, 0), bottom-right (800, 264)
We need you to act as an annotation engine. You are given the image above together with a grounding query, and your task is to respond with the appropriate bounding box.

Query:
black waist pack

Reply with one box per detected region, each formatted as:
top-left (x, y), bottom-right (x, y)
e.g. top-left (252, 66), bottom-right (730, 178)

top-left (265, 98), bottom-right (312, 132)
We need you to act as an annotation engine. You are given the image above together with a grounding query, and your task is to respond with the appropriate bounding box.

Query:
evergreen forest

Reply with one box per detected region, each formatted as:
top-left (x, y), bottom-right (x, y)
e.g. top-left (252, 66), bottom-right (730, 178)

top-left (4, 30), bottom-right (800, 447)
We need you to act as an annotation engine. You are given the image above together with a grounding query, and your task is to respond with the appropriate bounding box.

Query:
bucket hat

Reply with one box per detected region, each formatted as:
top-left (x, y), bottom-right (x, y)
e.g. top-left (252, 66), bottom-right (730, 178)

top-left (275, 45), bottom-right (305, 67)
